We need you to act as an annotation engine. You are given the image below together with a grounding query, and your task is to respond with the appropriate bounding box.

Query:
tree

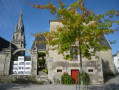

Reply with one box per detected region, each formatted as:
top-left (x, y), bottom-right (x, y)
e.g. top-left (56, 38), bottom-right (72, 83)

top-left (26, 0), bottom-right (119, 74)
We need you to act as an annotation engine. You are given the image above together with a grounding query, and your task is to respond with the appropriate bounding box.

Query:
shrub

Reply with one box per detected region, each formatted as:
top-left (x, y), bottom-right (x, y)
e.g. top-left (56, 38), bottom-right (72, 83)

top-left (42, 68), bottom-right (48, 74)
top-left (25, 56), bottom-right (31, 61)
top-left (38, 52), bottom-right (46, 69)
top-left (12, 76), bottom-right (36, 84)
top-left (13, 76), bottom-right (45, 84)
top-left (61, 73), bottom-right (74, 84)
top-left (38, 58), bottom-right (46, 68)
top-left (77, 72), bottom-right (90, 85)
top-left (38, 52), bottom-right (46, 57)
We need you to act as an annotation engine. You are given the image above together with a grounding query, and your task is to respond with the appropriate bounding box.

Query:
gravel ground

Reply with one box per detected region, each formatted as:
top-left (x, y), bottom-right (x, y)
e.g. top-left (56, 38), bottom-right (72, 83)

top-left (0, 83), bottom-right (119, 90)
top-left (0, 84), bottom-right (119, 90)
top-left (0, 75), bottom-right (119, 90)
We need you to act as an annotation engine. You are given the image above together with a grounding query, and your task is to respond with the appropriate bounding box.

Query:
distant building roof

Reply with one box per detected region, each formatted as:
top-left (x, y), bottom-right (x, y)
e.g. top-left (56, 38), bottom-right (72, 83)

top-left (113, 54), bottom-right (117, 57)
top-left (31, 35), bottom-right (46, 51)
top-left (31, 34), bottom-right (111, 51)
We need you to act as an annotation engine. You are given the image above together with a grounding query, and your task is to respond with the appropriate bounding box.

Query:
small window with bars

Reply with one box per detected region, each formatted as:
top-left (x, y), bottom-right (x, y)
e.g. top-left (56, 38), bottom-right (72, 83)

top-left (88, 69), bottom-right (93, 72)
top-left (57, 69), bottom-right (62, 72)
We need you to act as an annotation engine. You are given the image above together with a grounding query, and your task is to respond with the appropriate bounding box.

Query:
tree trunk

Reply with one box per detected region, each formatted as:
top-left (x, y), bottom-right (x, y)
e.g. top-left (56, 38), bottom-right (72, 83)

top-left (79, 44), bottom-right (83, 90)
top-left (79, 48), bottom-right (83, 73)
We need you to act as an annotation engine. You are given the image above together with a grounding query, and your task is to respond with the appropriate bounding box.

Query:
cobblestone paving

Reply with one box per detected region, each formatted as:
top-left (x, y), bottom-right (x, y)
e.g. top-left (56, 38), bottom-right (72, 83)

top-left (0, 75), bottom-right (119, 90)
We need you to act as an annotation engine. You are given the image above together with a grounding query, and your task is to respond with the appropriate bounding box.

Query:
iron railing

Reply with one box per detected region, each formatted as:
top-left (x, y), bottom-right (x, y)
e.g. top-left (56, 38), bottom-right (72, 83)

top-left (76, 72), bottom-right (89, 90)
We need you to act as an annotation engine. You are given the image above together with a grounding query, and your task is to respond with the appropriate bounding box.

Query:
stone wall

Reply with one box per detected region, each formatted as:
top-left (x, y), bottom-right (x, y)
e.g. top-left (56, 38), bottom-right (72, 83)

top-left (0, 49), bottom-right (11, 76)
top-left (100, 50), bottom-right (115, 75)
top-left (0, 53), bottom-right (6, 75)
top-left (47, 46), bottom-right (115, 84)
top-left (47, 59), bottom-right (104, 85)
top-left (47, 46), bottom-right (104, 84)
top-left (31, 50), bottom-right (38, 76)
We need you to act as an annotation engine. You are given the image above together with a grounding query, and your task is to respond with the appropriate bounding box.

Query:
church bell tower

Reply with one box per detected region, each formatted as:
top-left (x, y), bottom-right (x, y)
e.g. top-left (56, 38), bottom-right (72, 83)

top-left (11, 11), bottom-right (25, 49)
top-left (11, 11), bottom-right (26, 56)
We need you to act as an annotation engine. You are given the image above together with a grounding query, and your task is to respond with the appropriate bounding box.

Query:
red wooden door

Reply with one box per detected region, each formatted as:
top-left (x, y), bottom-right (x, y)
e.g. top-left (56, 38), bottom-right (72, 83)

top-left (71, 70), bottom-right (79, 83)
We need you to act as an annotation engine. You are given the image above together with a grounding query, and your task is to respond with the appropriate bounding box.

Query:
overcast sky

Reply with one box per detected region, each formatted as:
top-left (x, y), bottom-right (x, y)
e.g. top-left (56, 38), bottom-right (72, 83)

top-left (0, 0), bottom-right (119, 54)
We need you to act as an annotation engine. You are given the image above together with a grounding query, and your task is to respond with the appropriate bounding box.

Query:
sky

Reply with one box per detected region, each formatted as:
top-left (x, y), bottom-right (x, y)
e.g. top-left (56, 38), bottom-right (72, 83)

top-left (0, 0), bottom-right (119, 55)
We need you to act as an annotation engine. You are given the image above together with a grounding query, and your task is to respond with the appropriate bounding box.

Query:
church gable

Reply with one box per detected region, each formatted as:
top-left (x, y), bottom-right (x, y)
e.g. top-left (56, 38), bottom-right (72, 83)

top-left (31, 35), bottom-right (46, 51)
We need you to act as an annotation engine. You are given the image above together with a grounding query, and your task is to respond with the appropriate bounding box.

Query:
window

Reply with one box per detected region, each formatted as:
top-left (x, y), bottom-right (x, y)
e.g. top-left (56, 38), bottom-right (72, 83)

top-left (88, 69), bottom-right (93, 72)
top-left (57, 69), bottom-right (62, 72)
top-left (70, 46), bottom-right (78, 61)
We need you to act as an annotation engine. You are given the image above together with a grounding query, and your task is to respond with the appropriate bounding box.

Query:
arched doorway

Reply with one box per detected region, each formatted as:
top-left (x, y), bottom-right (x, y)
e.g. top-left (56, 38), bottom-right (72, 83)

top-left (11, 48), bottom-right (32, 75)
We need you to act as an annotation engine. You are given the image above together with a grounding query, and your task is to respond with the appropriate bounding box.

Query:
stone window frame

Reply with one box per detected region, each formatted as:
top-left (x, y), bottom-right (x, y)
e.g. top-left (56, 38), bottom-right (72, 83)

top-left (56, 67), bottom-right (63, 73)
top-left (87, 67), bottom-right (96, 74)
top-left (57, 69), bottom-right (62, 72)
top-left (88, 69), bottom-right (93, 72)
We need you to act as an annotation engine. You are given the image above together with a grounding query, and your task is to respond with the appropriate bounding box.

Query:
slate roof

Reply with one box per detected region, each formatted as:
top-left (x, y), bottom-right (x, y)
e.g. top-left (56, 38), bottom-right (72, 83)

top-left (0, 37), bottom-right (17, 52)
top-left (31, 35), bottom-right (111, 51)
top-left (0, 37), bottom-right (10, 52)
top-left (31, 35), bottom-right (46, 51)
top-left (113, 54), bottom-right (117, 57)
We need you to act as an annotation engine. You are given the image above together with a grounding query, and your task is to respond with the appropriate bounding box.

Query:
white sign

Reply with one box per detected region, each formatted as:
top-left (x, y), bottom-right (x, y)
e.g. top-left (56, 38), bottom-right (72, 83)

top-left (13, 61), bottom-right (18, 65)
top-left (18, 56), bottom-right (24, 75)
top-left (24, 61), bottom-right (31, 75)
top-left (12, 61), bottom-right (18, 75)
top-left (12, 56), bottom-right (31, 75)
top-left (18, 56), bottom-right (24, 61)
top-left (49, 59), bottom-right (53, 62)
